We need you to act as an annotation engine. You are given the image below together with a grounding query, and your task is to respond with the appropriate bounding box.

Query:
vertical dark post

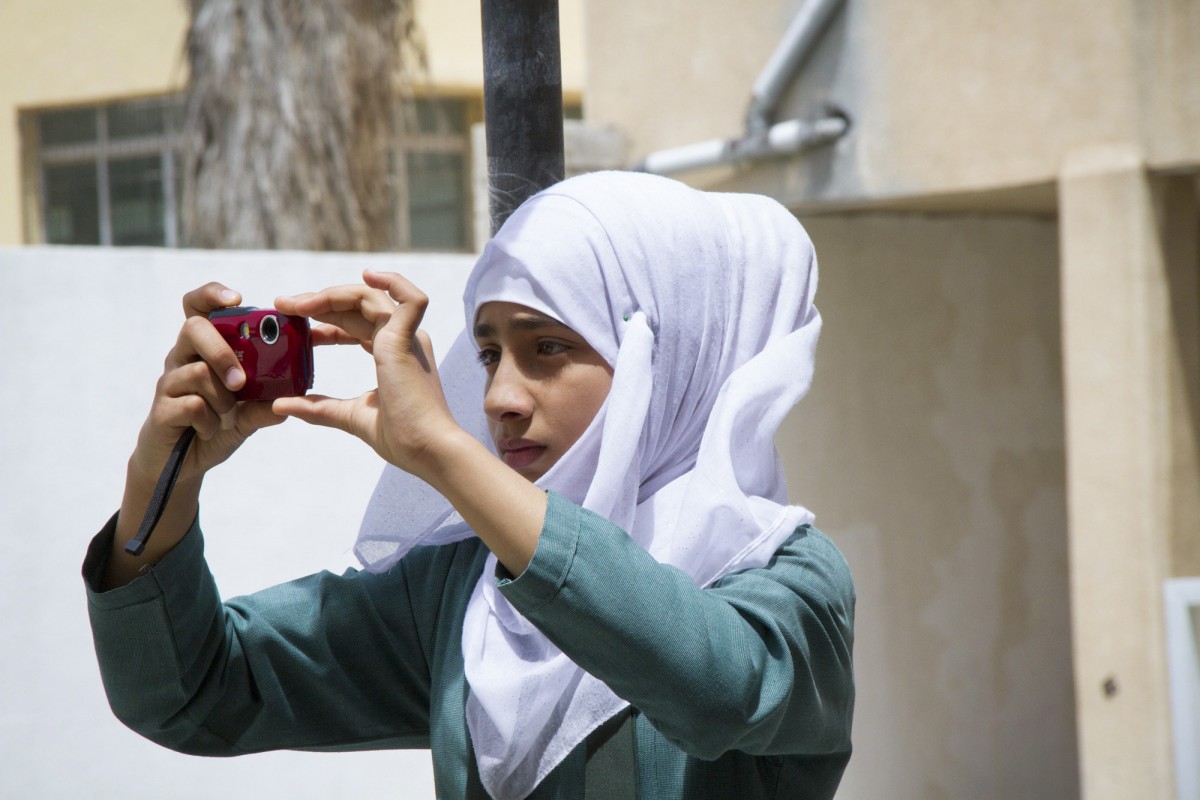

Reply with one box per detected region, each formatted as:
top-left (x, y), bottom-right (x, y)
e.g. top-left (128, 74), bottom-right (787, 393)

top-left (481, 0), bottom-right (565, 235)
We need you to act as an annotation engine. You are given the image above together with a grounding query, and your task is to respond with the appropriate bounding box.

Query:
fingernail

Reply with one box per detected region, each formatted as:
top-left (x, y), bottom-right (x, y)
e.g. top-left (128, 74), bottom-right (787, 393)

top-left (220, 289), bottom-right (239, 304)
top-left (225, 367), bottom-right (245, 390)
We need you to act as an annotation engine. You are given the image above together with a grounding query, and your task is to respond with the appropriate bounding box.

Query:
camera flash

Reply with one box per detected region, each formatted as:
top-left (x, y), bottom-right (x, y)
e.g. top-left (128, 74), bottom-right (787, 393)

top-left (239, 321), bottom-right (250, 339)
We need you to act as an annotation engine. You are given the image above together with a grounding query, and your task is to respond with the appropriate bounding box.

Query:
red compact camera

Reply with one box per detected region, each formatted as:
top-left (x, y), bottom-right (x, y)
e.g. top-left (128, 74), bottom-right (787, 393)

top-left (209, 306), bottom-right (314, 401)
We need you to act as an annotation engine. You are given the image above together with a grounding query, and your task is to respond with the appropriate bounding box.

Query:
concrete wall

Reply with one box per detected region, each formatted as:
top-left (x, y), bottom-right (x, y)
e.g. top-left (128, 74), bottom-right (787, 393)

top-left (0, 0), bottom-right (190, 246)
top-left (421, 0), bottom-right (585, 92)
top-left (779, 212), bottom-right (1078, 797)
top-left (586, 0), bottom-right (1200, 209)
top-left (0, 222), bottom-right (1082, 798)
top-left (0, 246), bottom-right (476, 798)
top-left (1058, 158), bottom-right (1200, 799)
top-left (0, 0), bottom-right (587, 246)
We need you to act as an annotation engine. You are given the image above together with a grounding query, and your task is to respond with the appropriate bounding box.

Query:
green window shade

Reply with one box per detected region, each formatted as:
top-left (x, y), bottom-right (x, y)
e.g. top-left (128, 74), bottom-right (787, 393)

top-left (39, 107), bottom-right (97, 147)
top-left (108, 101), bottom-right (169, 141)
top-left (44, 162), bottom-right (100, 245)
top-left (408, 152), bottom-right (466, 250)
top-left (110, 155), bottom-right (166, 246)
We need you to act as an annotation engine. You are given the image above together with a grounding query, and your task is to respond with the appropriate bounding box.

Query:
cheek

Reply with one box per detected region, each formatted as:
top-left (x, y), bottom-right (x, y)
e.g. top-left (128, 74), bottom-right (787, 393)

top-left (557, 371), bottom-right (613, 445)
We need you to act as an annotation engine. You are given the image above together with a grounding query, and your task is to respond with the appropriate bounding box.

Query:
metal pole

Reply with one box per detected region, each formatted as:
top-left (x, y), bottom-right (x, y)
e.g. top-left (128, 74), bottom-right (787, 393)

top-left (480, 0), bottom-right (565, 235)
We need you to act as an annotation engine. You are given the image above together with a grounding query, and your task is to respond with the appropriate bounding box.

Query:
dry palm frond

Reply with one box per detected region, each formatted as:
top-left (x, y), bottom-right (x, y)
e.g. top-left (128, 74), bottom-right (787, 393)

top-left (181, 0), bottom-right (425, 251)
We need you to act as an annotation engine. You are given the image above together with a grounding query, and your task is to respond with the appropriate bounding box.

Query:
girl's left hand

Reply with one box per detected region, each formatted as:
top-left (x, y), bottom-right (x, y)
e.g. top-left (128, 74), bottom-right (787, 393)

top-left (272, 270), bottom-right (465, 479)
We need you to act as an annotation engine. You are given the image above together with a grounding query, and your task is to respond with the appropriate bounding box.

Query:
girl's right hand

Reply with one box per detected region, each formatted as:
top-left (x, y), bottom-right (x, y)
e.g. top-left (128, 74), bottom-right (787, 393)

top-left (127, 282), bottom-right (285, 485)
top-left (107, 283), bottom-right (285, 587)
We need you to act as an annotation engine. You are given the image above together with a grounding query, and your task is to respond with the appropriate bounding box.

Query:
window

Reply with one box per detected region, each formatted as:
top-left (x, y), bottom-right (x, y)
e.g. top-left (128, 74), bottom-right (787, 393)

top-left (25, 93), bottom-right (481, 251)
top-left (32, 96), bottom-right (181, 247)
top-left (399, 96), bottom-right (478, 251)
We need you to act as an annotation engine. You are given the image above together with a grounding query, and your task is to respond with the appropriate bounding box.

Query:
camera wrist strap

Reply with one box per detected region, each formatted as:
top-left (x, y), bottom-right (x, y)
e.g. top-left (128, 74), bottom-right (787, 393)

top-left (124, 427), bottom-right (196, 556)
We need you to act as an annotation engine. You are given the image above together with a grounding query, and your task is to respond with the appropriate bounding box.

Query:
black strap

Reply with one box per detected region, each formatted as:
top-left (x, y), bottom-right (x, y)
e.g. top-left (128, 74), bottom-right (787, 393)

top-left (124, 427), bottom-right (196, 556)
top-left (463, 709), bottom-right (638, 798)
top-left (585, 708), bottom-right (637, 800)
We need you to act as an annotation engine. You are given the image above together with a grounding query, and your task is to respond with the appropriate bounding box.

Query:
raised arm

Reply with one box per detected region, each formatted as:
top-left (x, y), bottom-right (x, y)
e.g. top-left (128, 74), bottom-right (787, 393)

top-left (106, 283), bottom-right (284, 588)
top-left (85, 515), bottom-right (443, 755)
top-left (273, 270), bottom-right (550, 576)
top-left (501, 494), bottom-right (856, 761)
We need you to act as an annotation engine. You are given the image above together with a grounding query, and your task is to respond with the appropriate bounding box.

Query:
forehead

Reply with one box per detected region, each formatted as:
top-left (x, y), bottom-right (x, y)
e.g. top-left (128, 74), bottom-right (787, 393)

top-left (473, 301), bottom-right (570, 338)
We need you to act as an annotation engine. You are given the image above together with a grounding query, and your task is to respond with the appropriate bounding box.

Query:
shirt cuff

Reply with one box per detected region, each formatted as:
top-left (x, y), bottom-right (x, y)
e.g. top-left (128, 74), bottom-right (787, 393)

top-left (497, 491), bottom-right (583, 614)
top-left (82, 511), bottom-right (205, 609)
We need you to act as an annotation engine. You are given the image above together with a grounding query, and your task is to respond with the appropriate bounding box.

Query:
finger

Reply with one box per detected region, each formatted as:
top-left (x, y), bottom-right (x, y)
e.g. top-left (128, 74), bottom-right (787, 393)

top-left (151, 393), bottom-right (222, 440)
top-left (271, 292), bottom-right (315, 315)
top-left (276, 286), bottom-right (395, 336)
top-left (158, 360), bottom-right (238, 416)
top-left (310, 324), bottom-right (369, 348)
top-left (169, 316), bottom-right (246, 391)
top-left (233, 401), bottom-right (288, 436)
top-left (273, 393), bottom-right (377, 440)
top-left (277, 285), bottom-right (380, 315)
top-left (183, 282), bottom-right (242, 318)
top-left (363, 271), bottom-right (429, 362)
top-left (363, 270), bottom-right (429, 333)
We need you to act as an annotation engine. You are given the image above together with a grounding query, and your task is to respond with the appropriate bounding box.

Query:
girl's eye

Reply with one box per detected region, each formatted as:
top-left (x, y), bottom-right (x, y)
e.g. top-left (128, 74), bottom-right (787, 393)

top-left (538, 341), bottom-right (569, 357)
top-left (475, 349), bottom-right (499, 368)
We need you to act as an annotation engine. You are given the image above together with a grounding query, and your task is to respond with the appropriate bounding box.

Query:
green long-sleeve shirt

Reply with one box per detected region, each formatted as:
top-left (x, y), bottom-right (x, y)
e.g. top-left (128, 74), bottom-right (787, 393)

top-left (84, 492), bottom-right (855, 799)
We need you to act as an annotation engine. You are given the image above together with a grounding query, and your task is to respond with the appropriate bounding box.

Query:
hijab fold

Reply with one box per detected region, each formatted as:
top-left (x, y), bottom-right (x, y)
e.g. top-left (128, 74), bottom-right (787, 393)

top-left (356, 172), bottom-right (821, 799)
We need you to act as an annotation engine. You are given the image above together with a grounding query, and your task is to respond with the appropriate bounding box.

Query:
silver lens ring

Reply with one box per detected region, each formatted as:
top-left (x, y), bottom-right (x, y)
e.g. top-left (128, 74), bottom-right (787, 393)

top-left (260, 314), bottom-right (280, 345)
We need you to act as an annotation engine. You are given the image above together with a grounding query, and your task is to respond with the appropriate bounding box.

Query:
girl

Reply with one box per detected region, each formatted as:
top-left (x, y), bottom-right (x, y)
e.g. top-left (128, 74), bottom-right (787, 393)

top-left (85, 171), bottom-right (855, 799)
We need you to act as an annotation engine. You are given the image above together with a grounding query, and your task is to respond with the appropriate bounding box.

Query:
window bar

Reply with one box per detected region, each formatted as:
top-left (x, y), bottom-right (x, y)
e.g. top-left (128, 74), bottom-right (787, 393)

top-left (96, 106), bottom-right (112, 246)
top-left (163, 148), bottom-right (178, 248)
top-left (38, 160), bottom-right (49, 246)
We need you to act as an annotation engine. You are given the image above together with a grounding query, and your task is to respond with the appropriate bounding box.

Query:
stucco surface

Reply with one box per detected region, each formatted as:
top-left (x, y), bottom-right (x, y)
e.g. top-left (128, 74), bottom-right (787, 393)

top-left (0, 247), bottom-right (475, 798)
top-left (780, 212), bottom-right (1078, 798)
top-left (589, 0), bottom-right (1200, 209)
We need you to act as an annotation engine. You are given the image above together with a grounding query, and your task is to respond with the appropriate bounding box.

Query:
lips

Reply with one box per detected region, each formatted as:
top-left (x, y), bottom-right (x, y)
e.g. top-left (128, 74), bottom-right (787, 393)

top-left (498, 438), bottom-right (547, 470)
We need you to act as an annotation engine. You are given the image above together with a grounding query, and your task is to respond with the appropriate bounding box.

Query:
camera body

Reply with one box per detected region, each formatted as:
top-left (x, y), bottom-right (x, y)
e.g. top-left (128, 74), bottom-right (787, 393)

top-left (209, 306), bottom-right (314, 401)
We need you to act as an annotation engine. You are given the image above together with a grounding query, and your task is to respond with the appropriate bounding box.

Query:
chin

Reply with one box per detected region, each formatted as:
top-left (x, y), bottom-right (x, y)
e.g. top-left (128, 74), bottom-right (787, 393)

top-left (517, 467), bottom-right (546, 483)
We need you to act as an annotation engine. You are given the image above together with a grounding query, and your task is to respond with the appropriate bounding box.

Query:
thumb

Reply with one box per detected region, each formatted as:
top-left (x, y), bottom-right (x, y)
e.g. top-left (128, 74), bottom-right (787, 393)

top-left (234, 401), bottom-right (289, 436)
top-left (273, 393), bottom-right (372, 438)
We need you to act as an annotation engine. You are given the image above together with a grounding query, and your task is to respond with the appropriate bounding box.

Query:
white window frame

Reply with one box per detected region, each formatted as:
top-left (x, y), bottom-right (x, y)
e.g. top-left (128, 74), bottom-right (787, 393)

top-left (1166, 577), bottom-right (1200, 800)
top-left (36, 99), bottom-right (181, 247)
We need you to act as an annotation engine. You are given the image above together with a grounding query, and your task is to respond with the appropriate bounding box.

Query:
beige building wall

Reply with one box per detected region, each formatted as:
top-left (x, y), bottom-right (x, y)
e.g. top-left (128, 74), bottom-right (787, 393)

top-left (1058, 155), bottom-right (1200, 799)
top-left (0, 0), bottom-right (585, 246)
top-left (587, 0), bottom-right (1200, 210)
top-left (585, 0), bottom-right (1199, 797)
top-left (781, 213), bottom-right (1077, 797)
top-left (0, 0), bottom-right (189, 245)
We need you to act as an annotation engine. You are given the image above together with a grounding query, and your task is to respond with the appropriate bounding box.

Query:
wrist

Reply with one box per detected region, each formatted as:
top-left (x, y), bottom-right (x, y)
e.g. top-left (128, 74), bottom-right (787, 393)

top-left (412, 427), bottom-right (492, 493)
top-left (117, 449), bottom-right (203, 549)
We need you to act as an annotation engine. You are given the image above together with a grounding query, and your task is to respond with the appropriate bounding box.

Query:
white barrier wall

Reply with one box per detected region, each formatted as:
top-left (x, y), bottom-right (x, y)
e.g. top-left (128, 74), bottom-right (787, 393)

top-left (0, 246), bottom-right (476, 799)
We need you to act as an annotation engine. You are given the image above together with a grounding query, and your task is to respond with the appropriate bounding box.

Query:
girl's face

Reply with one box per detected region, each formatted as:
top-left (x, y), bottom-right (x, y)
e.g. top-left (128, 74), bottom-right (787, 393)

top-left (473, 301), bottom-right (613, 482)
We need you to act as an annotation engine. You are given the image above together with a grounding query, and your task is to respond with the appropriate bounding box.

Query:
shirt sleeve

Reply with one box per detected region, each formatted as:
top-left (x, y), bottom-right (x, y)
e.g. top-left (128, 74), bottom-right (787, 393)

top-left (83, 512), bottom-right (434, 755)
top-left (497, 492), bottom-right (855, 762)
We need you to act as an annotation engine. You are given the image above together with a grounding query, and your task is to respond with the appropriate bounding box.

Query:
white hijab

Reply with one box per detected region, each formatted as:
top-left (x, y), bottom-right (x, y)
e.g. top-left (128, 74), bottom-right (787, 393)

top-left (357, 171), bottom-right (821, 799)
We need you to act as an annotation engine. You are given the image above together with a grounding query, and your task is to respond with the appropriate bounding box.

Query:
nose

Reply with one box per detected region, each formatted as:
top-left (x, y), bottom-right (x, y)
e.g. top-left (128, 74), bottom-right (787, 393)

top-left (483, 355), bottom-right (534, 423)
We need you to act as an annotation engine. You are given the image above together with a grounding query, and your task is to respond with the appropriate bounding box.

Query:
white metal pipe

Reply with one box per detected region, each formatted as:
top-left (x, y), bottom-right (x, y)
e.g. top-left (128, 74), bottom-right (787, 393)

top-left (636, 0), bottom-right (849, 176)
top-left (638, 138), bottom-right (729, 176)
top-left (637, 114), bottom-right (847, 175)
top-left (747, 0), bottom-right (846, 133)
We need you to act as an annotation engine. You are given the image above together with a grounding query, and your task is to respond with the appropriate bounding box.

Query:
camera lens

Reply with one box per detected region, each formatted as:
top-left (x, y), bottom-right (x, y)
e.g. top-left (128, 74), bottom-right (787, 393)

top-left (260, 314), bottom-right (280, 345)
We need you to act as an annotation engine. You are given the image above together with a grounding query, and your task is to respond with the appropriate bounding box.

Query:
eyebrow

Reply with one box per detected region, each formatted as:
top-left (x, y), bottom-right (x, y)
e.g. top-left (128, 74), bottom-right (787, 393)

top-left (473, 313), bottom-right (570, 338)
